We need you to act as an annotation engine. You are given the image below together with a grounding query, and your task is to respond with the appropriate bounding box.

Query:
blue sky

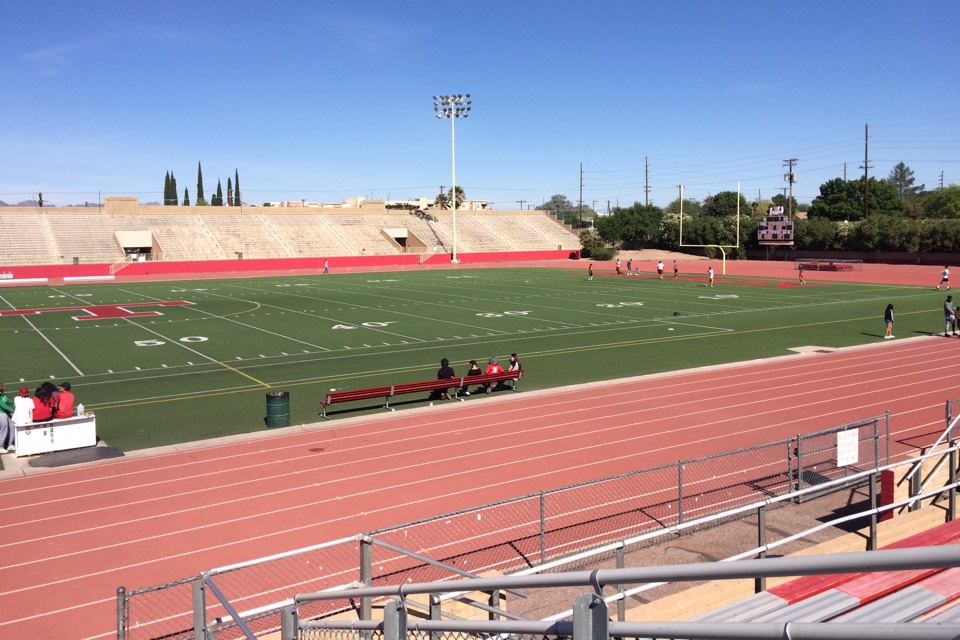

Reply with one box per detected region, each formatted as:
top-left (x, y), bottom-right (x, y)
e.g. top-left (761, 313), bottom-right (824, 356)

top-left (1, 1), bottom-right (958, 209)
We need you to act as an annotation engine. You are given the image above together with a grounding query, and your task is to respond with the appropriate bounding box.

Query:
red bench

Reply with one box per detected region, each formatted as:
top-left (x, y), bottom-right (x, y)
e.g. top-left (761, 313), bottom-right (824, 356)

top-left (320, 369), bottom-right (524, 419)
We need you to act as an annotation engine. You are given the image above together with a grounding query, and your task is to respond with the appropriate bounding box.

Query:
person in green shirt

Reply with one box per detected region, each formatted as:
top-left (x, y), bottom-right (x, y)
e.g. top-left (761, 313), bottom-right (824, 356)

top-left (0, 382), bottom-right (15, 450)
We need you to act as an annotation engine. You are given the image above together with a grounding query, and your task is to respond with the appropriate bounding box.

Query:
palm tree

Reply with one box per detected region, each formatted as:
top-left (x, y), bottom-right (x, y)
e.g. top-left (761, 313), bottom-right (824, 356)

top-left (434, 185), bottom-right (466, 210)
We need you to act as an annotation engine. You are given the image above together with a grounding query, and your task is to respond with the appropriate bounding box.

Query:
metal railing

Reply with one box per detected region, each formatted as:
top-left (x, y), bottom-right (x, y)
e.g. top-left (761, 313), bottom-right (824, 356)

top-left (118, 414), bottom-right (890, 639)
top-left (288, 545), bottom-right (960, 640)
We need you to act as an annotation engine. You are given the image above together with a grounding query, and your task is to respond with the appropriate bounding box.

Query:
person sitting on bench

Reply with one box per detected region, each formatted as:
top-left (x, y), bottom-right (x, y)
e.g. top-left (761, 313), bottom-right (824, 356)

top-left (461, 359), bottom-right (483, 396)
top-left (484, 357), bottom-right (504, 394)
top-left (431, 358), bottom-right (456, 401)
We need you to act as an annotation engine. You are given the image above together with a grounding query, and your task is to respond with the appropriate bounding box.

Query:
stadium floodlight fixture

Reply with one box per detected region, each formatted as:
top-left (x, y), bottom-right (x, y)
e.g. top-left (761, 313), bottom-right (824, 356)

top-left (432, 93), bottom-right (472, 263)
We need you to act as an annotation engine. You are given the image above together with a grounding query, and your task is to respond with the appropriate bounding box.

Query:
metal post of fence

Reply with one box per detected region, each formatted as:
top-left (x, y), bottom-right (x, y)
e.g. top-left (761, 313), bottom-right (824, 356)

top-left (910, 468), bottom-right (922, 512)
top-left (280, 604), bottom-right (298, 640)
top-left (873, 418), bottom-right (880, 472)
top-left (787, 440), bottom-right (796, 500)
top-left (429, 595), bottom-right (441, 640)
top-left (950, 446), bottom-right (957, 522)
top-left (540, 491), bottom-right (546, 565)
top-left (384, 599), bottom-right (407, 640)
top-left (572, 593), bottom-right (608, 640)
top-left (192, 578), bottom-right (206, 639)
top-left (755, 505), bottom-right (766, 593)
top-left (677, 461), bottom-right (684, 524)
top-left (360, 535), bottom-right (373, 639)
top-left (869, 473), bottom-right (878, 550)
top-left (116, 587), bottom-right (127, 640)
top-left (885, 411), bottom-right (891, 464)
top-left (796, 435), bottom-right (804, 502)
top-left (489, 589), bottom-right (501, 620)
top-left (616, 546), bottom-right (625, 622)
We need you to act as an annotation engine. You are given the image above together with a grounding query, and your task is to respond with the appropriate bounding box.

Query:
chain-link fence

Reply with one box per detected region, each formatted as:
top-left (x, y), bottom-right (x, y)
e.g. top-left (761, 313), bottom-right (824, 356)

top-left (119, 415), bottom-right (888, 639)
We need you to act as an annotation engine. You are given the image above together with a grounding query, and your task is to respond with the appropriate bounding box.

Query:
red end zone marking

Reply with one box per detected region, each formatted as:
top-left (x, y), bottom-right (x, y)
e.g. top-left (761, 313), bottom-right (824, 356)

top-left (0, 301), bottom-right (193, 321)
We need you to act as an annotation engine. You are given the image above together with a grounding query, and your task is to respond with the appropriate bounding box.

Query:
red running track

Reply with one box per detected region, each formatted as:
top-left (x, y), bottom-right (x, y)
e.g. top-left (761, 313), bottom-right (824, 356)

top-left (1, 336), bottom-right (958, 640)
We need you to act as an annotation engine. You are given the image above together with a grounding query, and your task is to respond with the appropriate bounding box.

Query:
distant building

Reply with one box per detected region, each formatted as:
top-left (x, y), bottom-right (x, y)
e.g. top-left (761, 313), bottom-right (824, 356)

top-left (261, 196), bottom-right (491, 210)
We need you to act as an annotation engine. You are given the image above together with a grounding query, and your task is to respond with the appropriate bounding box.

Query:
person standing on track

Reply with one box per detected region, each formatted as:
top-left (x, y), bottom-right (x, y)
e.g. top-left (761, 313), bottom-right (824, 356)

top-left (798, 263), bottom-right (806, 285)
top-left (945, 295), bottom-right (956, 337)
top-left (884, 304), bottom-right (895, 339)
top-left (626, 258), bottom-right (633, 276)
top-left (673, 260), bottom-right (679, 278)
top-left (615, 258), bottom-right (622, 276)
top-left (657, 260), bottom-right (665, 279)
top-left (938, 266), bottom-right (950, 290)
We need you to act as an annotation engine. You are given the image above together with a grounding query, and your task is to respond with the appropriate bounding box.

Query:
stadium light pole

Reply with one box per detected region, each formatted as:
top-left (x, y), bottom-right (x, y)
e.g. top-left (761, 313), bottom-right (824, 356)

top-left (433, 94), bottom-right (471, 263)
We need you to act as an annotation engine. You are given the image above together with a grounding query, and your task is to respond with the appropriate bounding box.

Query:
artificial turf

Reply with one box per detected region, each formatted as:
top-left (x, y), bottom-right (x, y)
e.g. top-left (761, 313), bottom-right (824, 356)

top-left (0, 268), bottom-right (945, 452)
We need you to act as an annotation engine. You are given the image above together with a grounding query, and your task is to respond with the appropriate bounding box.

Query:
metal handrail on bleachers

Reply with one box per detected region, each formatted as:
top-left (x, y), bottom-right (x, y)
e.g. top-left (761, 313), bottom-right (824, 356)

top-left (288, 545), bottom-right (960, 640)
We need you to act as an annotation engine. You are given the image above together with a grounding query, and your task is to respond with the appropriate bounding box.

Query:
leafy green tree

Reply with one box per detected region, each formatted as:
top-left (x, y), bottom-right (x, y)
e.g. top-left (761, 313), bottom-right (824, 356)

top-left (183, 188), bottom-right (190, 206)
top-left (701, 191), bottom-right (748, 218)
top-left (605, 203), bottom-right (664, 247)
top-left (794, 217), bottom-right (841, 250)
top-left (923, 185), bottom-right (960, 219)
top-left (196, 162), bottom-right (206, 206)
top-left (887, 162), bottom-right (924, 199)
top-left (770, 193), bottom-right (798, 214)
top-left (808, 177), bottom-right (903, 221)
top-left (234, 169), bottom-right (241, 206)
top-left (536, 194), bottom-right (575, 213)
top-left (664, 197), bottom-right (702, 217)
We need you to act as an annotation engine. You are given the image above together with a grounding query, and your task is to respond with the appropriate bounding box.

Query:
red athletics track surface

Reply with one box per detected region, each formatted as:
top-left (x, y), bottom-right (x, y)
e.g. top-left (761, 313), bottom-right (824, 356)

top-left (1, 334), bottom-right (959, 640)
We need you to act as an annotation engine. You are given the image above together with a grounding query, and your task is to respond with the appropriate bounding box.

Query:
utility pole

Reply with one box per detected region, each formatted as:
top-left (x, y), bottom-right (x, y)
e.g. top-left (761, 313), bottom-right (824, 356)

top-left (783, 159), bottom-right (798, 218)
top-left (843, 162), bottom-right (847, 181)
top-left (438, 186), bottom-right (446, 208)
top-left (859, 124), bottom-right (872, 220)
top-left (941, 171), bottom-right (945, 190)
top-left (579, 162), bottom-right (584, 229)
top-left (517, 198), bottom-right (525, 211)
top-left (644, 156), bottom-right (650, 206)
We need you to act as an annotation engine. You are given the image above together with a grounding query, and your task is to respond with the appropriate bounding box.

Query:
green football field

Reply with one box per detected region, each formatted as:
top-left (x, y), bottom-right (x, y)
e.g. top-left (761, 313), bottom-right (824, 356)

top-left (0, 268), bottom-right (943, 452)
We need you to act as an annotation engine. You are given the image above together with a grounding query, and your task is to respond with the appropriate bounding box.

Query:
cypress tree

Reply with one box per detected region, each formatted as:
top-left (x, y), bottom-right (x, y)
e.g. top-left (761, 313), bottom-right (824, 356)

top-left (164, 171), bottom-right (171, 205)
top-left (183, 188), bottom-right (190, 206)
top-left (234, 169), bottom-right (241, 206)
top-left (215, 179), bottom-right (223, 206)
top-left (170, 172), bottom-right (177, 206)
top-left (227, 177), bottom-right (233, 206)
top-left (196, 161), bottom-right (206, 205)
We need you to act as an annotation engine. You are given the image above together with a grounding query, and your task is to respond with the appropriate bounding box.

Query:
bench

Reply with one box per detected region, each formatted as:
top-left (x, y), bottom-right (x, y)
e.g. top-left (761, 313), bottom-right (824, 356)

top-left (14, 414), bottom-right (97, 457)
top-left (320, 369), bottom-right (523, 419)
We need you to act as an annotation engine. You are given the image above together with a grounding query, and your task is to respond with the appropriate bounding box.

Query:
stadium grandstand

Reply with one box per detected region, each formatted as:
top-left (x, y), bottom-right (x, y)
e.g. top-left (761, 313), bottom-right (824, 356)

top-left (0, 197), bottom-right (581, 267)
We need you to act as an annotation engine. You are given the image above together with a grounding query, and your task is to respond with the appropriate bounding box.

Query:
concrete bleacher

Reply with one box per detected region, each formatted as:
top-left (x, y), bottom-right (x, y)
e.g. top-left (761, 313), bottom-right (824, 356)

top-left (137, 213), bottom-right (225, 261)
top-left (628, 508), bottom-right (960, 627)
top-left (199, 213), bottom-right (289, 259)
top-left (1, 206), bottom-right (580, 264)
top-left (0, 212), bottom-right (59, 265)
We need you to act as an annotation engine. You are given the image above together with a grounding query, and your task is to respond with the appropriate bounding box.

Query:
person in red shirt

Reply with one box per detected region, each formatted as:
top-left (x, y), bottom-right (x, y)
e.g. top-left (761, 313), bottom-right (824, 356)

top-left (484, 356), bottom-right (503, 394)
top-left (54, 381), bottom-right (75, 419)
top-left (32, 385), bottom-right (55, 422)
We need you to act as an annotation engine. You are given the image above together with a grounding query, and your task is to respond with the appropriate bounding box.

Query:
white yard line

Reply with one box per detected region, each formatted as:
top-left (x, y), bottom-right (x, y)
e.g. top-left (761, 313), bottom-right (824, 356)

top-left (0, 294), bottom-right (84, 376)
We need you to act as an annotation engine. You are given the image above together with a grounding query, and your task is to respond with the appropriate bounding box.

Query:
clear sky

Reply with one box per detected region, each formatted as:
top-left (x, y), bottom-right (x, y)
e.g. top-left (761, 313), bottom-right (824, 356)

top-left (1, 1), bottom-right (958, 209)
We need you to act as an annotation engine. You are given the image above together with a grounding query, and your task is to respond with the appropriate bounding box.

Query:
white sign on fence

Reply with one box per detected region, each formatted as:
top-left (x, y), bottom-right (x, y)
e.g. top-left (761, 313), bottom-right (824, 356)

top-left (837, 429), bottom-right (859, 467)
